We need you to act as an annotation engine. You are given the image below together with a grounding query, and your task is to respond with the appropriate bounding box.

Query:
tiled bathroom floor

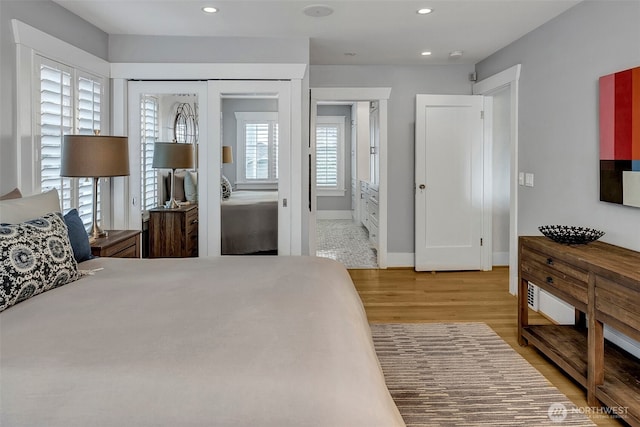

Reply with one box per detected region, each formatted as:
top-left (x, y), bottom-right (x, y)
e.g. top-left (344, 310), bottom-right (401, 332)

top-left (316, 219), bottom-right (378, 269)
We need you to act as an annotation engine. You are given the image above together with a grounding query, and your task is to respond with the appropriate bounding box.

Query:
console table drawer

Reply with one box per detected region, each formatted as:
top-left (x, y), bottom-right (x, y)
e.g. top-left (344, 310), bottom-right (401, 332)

top-left (521, 247), bottom-right (588, 308)
top-left (521, 246), bottom-right (589, 282)
top-left (596, 276), bottom-right (640, 339)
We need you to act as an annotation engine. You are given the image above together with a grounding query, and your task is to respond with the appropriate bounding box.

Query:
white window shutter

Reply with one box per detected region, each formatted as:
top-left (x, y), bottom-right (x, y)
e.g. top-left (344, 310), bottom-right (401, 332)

top-left (37, 57), bottom-right (105, 229)
top-left (140, 96), bottom-right (159, 211)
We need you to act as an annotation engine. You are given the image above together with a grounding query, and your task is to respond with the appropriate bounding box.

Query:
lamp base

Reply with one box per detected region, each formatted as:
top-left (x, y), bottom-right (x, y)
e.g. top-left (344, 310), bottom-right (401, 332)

top-left (88, 223), bottom-right (107, 243)
top-left (88, 176), bottom-right (107, 243)
top-left (165, 199), bottom-right (180, 209)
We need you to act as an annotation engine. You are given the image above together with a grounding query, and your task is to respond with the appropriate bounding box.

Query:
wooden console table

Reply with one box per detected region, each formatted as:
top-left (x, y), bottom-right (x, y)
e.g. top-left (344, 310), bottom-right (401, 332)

top-left (518, 236), bottom-right (640, 426)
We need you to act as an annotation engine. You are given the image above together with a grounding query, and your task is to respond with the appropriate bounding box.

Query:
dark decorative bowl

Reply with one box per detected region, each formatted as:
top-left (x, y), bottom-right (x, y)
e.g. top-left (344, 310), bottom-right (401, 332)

top-left (538, 225), bottom-right (605, 245)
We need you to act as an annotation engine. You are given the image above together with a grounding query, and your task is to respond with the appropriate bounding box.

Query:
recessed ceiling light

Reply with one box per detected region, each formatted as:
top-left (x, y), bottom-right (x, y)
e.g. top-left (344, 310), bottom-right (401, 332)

top-left (417, 8), bottom-right (433, 15)
top-left (202, 6), bottom-right (218, 13)
top-left (344, 52), bottom-right (357, 57)
top-left (303, 5), bottom-right (334, 17)
top-left (421, 51), bottom-right (432, 56)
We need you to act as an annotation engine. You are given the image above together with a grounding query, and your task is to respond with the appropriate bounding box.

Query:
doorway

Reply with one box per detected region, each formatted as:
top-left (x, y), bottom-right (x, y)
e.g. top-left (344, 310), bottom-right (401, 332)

top-left (472, 64), bottom-right (521, 294)
top-left (309, 88), bottom-right (391, 268)
top-left (314, 101), bottom-right (377, 268)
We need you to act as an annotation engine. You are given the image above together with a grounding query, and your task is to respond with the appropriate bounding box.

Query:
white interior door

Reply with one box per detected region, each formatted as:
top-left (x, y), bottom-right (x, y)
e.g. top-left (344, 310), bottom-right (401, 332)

top-left (415, 94), bottom-right (485, 271)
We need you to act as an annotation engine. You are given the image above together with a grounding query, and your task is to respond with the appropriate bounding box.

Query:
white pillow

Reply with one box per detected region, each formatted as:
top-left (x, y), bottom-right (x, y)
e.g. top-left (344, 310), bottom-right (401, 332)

top-left (0, 189), bottom-right (61, 224)
top-left (184, 171), bottom-right (198, 203)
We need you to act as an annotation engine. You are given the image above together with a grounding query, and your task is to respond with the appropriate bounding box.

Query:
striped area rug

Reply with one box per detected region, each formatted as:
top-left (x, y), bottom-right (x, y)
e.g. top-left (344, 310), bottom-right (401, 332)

top-left (370, 323), bottom-right (595, 427)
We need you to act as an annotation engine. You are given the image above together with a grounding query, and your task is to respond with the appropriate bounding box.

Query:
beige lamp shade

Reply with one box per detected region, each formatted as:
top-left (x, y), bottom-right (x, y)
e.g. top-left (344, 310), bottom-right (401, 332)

top-left (222, 145), bottom-right (233, 164)
top-left (153, 142), bottom-right (194, 169)
top-left (61, 135), bottom-right (130, 177)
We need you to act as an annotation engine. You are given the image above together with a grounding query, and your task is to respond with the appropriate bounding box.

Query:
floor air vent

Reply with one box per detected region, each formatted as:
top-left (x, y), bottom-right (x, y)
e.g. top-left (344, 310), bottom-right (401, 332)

top-left (527, 282), bottom-right (539, 311)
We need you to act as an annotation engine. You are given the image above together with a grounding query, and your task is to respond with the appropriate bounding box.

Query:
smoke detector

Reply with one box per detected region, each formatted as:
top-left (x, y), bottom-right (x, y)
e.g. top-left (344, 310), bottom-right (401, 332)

top-left (449, 50), bottom-right (464, 59)
top-left (303, 5), bottom-right (334, 17)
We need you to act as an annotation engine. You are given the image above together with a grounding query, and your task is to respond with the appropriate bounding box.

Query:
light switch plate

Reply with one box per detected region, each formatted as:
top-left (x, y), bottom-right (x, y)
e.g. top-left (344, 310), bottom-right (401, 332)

top-left (518, 172), bottom-right (525, 186)
top-left (525, 173), bottom-right (534, 187)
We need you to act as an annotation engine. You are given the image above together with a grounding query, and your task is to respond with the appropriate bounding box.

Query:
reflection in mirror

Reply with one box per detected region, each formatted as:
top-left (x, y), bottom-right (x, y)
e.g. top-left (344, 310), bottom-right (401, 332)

top-left (220, 97), bottom-right (278, 255)
top-left (139, 93), bottom-right (199, 258)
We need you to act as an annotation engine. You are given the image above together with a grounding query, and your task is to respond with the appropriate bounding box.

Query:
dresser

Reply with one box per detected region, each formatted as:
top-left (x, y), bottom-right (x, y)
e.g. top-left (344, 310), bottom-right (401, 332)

top-left (149, 205), bottom-right (198, 258)
top-left (90, 230), bottom-right (141, 258)
top-left (359, 180), bottom-right (379, 249)
top-left (518, 236), bottom-right (640, 426)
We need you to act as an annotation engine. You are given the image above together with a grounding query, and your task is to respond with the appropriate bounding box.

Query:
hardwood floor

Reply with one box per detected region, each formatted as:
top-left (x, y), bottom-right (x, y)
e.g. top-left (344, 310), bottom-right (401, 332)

top-left (349, 267), bottom-right (625, 427)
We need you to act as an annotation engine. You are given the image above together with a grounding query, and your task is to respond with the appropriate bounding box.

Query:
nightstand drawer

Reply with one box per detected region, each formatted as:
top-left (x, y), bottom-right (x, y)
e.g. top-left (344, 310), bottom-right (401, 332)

top-left (91, 230), bottom-right (141, 258)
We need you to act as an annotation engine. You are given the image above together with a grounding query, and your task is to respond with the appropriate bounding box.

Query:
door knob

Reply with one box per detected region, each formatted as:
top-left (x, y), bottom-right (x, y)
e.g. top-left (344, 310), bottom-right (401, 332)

top-left (419, 184), bottom-right (426, 190)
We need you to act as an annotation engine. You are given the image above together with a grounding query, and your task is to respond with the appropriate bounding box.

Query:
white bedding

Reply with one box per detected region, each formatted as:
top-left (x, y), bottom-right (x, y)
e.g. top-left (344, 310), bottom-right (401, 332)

top-left (1, 256), bottom-right (404, 427)
top-left (222, 191), bottom-right (278, 254)
top-left (222, 190), bottom-right (278, 205)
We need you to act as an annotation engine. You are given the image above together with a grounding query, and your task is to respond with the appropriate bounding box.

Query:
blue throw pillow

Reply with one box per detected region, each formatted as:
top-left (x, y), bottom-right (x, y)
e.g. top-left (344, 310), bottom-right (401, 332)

top-left (64, 209), bottom-right (93, 263)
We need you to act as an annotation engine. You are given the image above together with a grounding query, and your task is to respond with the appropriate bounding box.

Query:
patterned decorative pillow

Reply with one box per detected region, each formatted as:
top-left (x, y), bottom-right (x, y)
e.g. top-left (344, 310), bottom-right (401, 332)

top-left (0, 212), bottom-right (80, 312)
top-left (221, 175), bottom-right (232, 200)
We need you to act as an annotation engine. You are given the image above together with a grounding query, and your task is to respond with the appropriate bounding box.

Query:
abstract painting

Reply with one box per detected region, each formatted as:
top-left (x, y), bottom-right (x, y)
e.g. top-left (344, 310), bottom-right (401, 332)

top-left (599, 65), bottom-right (640, 207)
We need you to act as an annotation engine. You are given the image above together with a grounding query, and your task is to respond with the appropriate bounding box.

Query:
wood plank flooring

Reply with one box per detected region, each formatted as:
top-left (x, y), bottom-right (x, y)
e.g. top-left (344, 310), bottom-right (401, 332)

top-left (349, 267), bottom-right (625, 427)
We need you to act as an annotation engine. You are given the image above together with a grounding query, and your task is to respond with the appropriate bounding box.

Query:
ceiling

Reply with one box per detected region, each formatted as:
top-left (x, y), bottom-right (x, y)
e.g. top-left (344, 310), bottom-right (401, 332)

top-left (52, 0), bottom-right (581, 65)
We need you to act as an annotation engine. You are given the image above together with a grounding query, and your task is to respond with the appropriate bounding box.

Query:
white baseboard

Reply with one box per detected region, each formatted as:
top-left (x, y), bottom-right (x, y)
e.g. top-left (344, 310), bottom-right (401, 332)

top-left (317, 210), bottom-right (353, 220)
top-left (538, 290), bottom-right (575, 324)
top-left (387, 252), bottom-right (511, 269)
top-left (492, 251), bottom-right (509, 266)
top-left (605, 325), bottom-right (640, 358)
top-left (387, 252), bottom-right (414, 268)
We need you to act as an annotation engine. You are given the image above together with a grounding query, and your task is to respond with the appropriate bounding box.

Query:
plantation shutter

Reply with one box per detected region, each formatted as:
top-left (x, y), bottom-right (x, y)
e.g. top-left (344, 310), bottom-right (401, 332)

top-left (76, 74), bottom-right (103, 225)
top-left (140, 96), bottom-right (159, 211)
top-left (272, 123), bottom-right (279, 180)
top-left (39, 61), bottom-right (73, 211)
top-left (316, 124), bottom-right (339, 187)
top-left (244, 122), bottom-right (270, 180)
top-left (37, 56), bottom-right (105, 228)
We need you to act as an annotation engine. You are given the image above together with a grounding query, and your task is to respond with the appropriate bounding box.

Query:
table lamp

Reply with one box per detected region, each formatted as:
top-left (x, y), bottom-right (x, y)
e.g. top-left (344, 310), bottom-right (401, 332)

top-left (153, 142), bottom-right (194, 208)
top-left (61, 134), bottom-right (130, 242)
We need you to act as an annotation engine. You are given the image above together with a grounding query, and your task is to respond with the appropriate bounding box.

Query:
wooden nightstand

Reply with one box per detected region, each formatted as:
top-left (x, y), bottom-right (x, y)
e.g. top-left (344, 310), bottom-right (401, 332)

top-left (90, 230), bottom-right (141, 258)
top-left (149, 205), bottom-right (198, 258)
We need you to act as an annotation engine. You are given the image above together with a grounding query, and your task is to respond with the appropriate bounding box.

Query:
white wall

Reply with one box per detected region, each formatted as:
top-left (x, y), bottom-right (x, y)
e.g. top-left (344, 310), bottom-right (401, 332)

top-left (476, 0), bottom-right (640, 252)
top-left (310, 64), bottom-right (475, 256)
top-left (492, 88), bottom-right (511, 266)
top-left (108, 35), bottom-right (309, 64)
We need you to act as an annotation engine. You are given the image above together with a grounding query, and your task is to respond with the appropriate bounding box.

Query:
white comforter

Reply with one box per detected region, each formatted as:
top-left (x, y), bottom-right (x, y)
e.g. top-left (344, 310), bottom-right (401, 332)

top-left (1, 256), bottom-right (404, 427)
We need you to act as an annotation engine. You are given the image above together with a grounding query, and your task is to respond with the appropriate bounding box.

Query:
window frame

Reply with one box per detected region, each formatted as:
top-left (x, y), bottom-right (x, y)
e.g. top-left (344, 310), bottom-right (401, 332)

top-left (13, 20), bottom-right (111, 221)
top-left (234, 111), bottom-right (279, 189)
top-left (316, 115), bottom-right (346, 197)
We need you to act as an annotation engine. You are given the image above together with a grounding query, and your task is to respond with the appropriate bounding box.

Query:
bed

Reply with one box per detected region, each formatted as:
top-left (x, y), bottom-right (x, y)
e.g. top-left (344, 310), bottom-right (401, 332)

top-left (0, 191), bottom-right (404, 427)
top-left (221, 190), bottom-right (278, 254)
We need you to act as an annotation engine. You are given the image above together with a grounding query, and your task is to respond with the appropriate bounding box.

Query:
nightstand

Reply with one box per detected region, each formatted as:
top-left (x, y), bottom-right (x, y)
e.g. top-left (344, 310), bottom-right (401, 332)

top-left (90, 230), bottom-right (141, 258)
top-left (149, 205), bottom-right (198, 258)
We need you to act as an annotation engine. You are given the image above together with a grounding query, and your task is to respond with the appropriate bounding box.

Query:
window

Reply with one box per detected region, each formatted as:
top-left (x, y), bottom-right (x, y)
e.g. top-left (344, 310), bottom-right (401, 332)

top-left (140, 95), bottom-right (159, 212)
top-left (36, 56), bottom-right (105, 228)
top-left (316, 116), bottom-right (345, 195)
top-left (235, 112), bottom-right (278, 185)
